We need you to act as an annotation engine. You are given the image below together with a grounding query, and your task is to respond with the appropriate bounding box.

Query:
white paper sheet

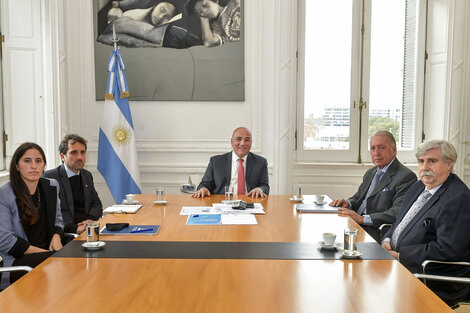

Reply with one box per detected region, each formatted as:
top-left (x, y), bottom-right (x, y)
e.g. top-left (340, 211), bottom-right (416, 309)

top-left (221, 213), bottom-right (258, 225)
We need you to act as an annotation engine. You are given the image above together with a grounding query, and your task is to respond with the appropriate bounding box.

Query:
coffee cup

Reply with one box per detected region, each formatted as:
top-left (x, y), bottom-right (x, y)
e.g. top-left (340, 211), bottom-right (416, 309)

top-left (315, 194), bottom-right (325, 204)
top-left (126, 194), bottom-right (135, 203)
top-left (323, 232), bottom-right (336, 246)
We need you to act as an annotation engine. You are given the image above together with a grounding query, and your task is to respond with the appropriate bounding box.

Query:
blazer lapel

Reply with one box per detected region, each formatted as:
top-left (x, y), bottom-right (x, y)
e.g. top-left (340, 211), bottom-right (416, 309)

top-left (397, 176), bottom-right (452, 245)
top-left (225, 153), bottom-right (232, 187)
top-left (368, 160), bottom-right (397, 198)
top-left (39, 178), bottom-right (57, 241)
top-left (245, 153), bottom-right (253, 191)
top-left (81, 171), bottom-right (91, 213)
top-left (59, 165), bottom-right (74, 215)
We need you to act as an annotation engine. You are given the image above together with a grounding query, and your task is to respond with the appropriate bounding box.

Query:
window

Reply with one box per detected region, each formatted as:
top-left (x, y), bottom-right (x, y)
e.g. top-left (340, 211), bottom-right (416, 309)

top-left (298, 0), bottom-right (424, 163)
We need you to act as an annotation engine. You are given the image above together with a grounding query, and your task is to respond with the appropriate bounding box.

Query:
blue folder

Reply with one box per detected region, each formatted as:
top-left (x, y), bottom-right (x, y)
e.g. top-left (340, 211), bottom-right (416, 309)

top-left (100, 225), bottom-right (160, 235)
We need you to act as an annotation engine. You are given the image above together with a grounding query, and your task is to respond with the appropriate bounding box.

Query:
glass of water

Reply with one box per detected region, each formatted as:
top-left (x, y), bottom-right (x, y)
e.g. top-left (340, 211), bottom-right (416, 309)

top-left (156, 187), bottom-right (165, 201)
top-left (292, 184), bottom-right (302, 200)
top-left (225, 186), bottom-right (233, 200)
top-left (343, 228), bottom-right (358, 254)
top-left (86, 221), bottom-right (100, 243)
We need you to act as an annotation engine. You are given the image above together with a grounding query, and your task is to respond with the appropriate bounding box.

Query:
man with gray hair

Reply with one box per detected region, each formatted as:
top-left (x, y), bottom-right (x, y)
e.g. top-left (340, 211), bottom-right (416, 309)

top-left (330, 130), bottom-right (417, 241)
top-left (382, 140), bottom-right (470, 306)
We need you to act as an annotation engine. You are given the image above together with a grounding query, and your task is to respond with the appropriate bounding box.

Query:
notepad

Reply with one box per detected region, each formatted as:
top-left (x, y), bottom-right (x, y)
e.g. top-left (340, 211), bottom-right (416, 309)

top-left (100, 224), bottom-right (160, 235)
top-left (103, 204), bottom-right (142, 214)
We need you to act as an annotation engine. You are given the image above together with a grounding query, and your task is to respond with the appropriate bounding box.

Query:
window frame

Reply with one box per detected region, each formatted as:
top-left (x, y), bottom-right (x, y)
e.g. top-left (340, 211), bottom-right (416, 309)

top-left (296, 0), bottom-right (426, 165)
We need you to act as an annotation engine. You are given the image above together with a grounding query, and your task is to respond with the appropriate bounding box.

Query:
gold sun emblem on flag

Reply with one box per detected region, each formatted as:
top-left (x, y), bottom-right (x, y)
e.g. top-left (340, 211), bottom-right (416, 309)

top-left (112, 125), bottom-right (132, 147)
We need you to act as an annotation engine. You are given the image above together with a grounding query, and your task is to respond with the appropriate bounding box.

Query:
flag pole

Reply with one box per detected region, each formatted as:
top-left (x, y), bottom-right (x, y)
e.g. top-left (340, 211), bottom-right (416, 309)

top-left (111, 24), bottom-right (119, 51)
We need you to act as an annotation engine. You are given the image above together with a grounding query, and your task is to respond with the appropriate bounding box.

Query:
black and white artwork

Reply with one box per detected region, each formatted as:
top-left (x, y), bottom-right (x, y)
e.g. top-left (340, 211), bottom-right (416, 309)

top-left (94, 0), bottom-right (244, 101)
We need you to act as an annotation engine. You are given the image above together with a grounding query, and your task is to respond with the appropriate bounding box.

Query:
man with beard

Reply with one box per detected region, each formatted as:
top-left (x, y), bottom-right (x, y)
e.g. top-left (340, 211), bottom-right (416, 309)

top-left (43, 134), bottom-right (102, 235)
top-left (382, 140), bottom-right (470, 306)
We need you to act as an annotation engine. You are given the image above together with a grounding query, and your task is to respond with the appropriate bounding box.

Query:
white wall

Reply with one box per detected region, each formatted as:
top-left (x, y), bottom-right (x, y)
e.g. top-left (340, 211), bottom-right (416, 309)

top-left (40, 0), bottom-right (470, 207)
top-left (57, 0), bottom-right (277, 207)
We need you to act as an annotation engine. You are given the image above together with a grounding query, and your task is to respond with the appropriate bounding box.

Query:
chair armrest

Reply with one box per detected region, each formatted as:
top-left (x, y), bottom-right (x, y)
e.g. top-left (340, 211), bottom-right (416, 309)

top-left (0, 266), bottom-right (33, 273)
top-left (422, 260), bottom-right (470, 274)
top-left (378, 224), bottom-right (392, 242)
top-left (414, 273), bottom-right (470, 284)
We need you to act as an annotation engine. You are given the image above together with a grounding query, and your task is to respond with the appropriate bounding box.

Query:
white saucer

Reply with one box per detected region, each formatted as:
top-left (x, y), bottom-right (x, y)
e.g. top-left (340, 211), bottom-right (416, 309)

top-left (153, 200), bottom-right (168, 205)
top-left (289, 197), bottom-right (304, 202)
top-left (122, 199), bottom-right (139, 205)
top-left (319, 241), bottom-right (341, 250)
top-left (314, 201), bottom-right (327, 205)
top-left (339, 249), bottom-right (363, 259)
top-left (82, 241), bottom-right (106, 250)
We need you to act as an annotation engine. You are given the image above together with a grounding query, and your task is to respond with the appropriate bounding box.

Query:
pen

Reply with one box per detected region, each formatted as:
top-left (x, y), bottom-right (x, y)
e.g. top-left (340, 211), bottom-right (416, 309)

top-left (130, 228), bottom-right (153, 233)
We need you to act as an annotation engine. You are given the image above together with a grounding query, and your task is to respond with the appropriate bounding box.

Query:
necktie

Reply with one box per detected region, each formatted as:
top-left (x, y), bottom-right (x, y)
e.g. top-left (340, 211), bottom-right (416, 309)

top-left (237, 159), bottom-right (245, 195)
top-left (357, 170), bottom-right (384, 216)
top-left (391, 190), bottom-right (432, 249)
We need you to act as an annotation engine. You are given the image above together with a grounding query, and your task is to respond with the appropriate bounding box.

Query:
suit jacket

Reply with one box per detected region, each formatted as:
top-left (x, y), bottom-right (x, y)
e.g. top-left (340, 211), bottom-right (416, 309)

top-left (197, 152), bottom-right (269, 195)
top-left (43, 165), bottom-right (102, 233)
top-left (348, 159), bottom-right (417, 241)
top-left (0, 178), bottom-right (64, 289)
top-left (384, 174), bottom-right (470, 305)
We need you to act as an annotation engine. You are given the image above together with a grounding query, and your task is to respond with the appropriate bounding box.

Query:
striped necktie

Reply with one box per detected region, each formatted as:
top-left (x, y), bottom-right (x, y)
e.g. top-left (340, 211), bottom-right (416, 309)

top-left (391, 190), bottom-right (432, 249)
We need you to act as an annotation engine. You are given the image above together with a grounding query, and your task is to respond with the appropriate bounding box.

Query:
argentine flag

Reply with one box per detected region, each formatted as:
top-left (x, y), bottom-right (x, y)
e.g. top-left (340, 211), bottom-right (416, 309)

top-left (98, 49), bottom-right (141, 203)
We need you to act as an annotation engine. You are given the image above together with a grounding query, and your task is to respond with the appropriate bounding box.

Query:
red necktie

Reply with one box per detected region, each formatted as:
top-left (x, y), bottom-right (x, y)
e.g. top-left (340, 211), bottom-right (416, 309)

top-left (238, 159), bottom-right (245, 195)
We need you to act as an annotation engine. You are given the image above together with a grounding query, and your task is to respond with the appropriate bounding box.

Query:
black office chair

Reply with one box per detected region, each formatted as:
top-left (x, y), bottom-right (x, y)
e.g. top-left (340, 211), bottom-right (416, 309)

top-left (64, 232), bottom-right (79, 245)
top-left (414, 260), bottom-right (470, 310)
top-left (0, 256), bottom-right (33, 291)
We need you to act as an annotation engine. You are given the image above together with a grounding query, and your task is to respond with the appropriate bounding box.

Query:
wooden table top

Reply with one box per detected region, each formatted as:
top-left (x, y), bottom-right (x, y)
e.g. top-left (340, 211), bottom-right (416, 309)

top-left (91, 194), bottom-right (374, 242)
top-left (0, 195), bottom-right (453, 313)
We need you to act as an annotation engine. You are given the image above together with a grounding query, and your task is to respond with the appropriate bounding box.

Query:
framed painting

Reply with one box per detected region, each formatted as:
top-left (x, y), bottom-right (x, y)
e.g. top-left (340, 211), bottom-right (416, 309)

top-left (94, 0), bottom-right (244, 101)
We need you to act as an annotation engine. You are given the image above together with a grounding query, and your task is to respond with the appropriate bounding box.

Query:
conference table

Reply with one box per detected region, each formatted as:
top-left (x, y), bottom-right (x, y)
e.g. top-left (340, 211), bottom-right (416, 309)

top-left (0, 195), bottom-right (453, 313)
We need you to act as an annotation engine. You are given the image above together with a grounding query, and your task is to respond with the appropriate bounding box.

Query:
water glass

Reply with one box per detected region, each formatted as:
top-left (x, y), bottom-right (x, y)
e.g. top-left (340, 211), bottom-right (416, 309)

top-left (292, 184), bottom-right (302, 200)
top-left (86, 221), bottom-right (100, 243)
top-left (156, 187), bottom-right (165, 201)
top-left (225, 186), bottom-right (234, 200)
top-left (343, 228), bottom-right (358, 254)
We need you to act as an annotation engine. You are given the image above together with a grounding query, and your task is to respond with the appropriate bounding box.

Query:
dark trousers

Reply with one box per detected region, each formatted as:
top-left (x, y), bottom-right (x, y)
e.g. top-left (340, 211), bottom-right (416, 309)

top-left (9, 251), bottom-right (54, 284)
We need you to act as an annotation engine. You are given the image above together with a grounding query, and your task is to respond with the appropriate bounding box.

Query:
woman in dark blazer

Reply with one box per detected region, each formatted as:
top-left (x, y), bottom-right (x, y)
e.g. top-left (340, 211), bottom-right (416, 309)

top-left (0, 143), bottom-right (64, 289)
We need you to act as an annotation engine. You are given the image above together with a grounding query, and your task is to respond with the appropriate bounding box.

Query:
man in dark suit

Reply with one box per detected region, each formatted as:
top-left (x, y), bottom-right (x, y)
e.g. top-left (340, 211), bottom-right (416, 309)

top-left (330, 131), bottom-right (417, 241)
top-left (43, 134), bottom-right (102, 234)
top-left (192, 127), bottom-right (269, 198)
top-left (382, 140), bottom-right (470, 306)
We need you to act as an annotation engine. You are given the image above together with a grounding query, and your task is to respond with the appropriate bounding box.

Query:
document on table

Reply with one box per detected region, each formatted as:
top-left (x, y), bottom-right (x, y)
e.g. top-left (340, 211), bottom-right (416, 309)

top-left (103, 204), bottom-right (142, 214)
top-left (180, 204), bottom-right (265, 215)
top-left (212, 203), bottom-right (265, 214)
top-left (180, 207), bottom-right (217, 215)
top-left (186, 214), bottom-right (222, 225)
top-left (221, 213), bottom-right (258, 225)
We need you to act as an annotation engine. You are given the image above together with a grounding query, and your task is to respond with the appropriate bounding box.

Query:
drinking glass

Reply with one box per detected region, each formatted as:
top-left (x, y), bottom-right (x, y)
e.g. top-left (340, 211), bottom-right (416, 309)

top-left (225, 186), bottom-right (234, 200)
top-left (343, 228), bottom-right (358, 254)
